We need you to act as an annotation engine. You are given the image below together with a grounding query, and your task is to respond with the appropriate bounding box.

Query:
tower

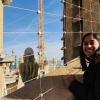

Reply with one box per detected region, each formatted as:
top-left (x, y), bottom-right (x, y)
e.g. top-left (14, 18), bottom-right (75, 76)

top-left (0, 0), bottom-right (11, 98)
top-left (0, 0), bottom-right (10, 57)
top-left (37, 0), bottom-right (46, 69)
top-left (61, 0), bottom-right (100, 65)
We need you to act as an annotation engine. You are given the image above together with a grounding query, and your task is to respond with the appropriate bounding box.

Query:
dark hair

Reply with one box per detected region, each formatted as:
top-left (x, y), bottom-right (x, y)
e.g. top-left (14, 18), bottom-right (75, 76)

top-left (80, 32), bottom-right (100, 71)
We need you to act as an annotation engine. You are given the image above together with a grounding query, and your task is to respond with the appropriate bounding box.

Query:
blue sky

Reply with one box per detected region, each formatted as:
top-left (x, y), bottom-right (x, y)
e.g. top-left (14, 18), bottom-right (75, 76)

top-left (4, 0), bottom-right (63, 60)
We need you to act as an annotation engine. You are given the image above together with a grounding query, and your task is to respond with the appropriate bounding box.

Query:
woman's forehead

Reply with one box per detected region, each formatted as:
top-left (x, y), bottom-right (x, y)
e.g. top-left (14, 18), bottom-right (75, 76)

top-left (84, 35), bottom-right (95, 40)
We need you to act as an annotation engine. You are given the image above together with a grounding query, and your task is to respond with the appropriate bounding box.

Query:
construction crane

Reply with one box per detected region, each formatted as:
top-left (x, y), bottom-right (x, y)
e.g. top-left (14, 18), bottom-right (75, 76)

top-left (37, 0), bottom-right (46, 70)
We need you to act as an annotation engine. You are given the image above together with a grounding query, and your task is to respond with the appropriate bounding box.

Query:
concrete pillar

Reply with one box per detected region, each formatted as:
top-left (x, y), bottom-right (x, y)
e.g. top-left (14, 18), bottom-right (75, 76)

top-left (17, 74), bottom-right (24, 89)
top-left (0, 66), bottom-right (7, 98)
top-left (0, 0), bottom-right (3, 55)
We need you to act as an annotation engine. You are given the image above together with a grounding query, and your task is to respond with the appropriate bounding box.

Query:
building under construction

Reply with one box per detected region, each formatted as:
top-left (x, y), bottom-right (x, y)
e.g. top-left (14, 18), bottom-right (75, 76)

top-left (61, 0), bottom-right (100, 64)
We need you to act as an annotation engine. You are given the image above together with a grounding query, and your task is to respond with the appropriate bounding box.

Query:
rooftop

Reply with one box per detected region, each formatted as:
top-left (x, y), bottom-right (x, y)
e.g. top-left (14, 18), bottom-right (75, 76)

top-left (1, 57), bottom-right (83, 100)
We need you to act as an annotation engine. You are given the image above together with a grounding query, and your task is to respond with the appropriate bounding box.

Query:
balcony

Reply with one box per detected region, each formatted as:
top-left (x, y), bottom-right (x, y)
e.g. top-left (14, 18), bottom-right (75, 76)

top-left (60, 15), bottom-right (66, 21)
top-left (61, 47), bottom-right (66, 50)
top-left (60, 0), bottom-right (65, 3)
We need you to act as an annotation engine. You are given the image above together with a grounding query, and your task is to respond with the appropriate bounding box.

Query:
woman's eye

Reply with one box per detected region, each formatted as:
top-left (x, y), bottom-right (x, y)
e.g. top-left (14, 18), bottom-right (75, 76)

top-left (90, 41), bottom-right (94, 45)
top-left (83, 42), bottom-right (88, 45)
top-left (83, 41), bottom-right (94, 46)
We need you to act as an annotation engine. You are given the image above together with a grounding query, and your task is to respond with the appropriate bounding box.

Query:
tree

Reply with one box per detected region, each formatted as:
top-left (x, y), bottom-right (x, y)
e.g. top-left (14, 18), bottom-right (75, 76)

top-left (19, 48), bottom-right (39, 82)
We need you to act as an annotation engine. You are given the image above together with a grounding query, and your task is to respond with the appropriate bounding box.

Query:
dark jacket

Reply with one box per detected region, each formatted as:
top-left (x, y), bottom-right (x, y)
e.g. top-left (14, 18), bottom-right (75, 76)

top-left (69, 49), bottom-right (100, 100)
top-left (83, 49), bottom-right (100, 100)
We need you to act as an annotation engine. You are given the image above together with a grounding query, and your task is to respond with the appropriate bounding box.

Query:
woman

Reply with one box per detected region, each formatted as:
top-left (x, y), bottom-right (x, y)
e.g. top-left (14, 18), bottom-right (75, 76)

top-left (68, 33), bottom-right (100, 100)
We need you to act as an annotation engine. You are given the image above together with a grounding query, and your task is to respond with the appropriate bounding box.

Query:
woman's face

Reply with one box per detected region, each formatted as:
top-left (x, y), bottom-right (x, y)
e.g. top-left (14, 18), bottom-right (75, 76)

top-left (83, 35), bottom-right (99, 57)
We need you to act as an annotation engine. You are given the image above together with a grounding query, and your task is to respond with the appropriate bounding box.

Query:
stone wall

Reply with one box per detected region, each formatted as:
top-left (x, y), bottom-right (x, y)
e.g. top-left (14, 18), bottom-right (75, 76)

top-left (62, 0), bottom-right (100, 64)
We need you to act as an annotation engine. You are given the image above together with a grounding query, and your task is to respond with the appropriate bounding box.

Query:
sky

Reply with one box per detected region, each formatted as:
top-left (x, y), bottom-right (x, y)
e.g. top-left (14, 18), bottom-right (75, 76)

top-left (3, 0), bottom-right (63, 61)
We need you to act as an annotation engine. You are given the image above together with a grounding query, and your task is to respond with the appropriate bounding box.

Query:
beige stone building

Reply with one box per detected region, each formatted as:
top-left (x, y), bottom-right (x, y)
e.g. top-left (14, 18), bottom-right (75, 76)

top-left (61, 0), bottom-right (100, 64)
top-left (0, 0), bottom-right (11, 99)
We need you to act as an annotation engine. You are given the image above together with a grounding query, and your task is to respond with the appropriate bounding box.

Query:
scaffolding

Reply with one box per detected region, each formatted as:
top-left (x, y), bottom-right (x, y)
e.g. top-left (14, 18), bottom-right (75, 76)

top-left (37, 0), bottom-right (46, 70)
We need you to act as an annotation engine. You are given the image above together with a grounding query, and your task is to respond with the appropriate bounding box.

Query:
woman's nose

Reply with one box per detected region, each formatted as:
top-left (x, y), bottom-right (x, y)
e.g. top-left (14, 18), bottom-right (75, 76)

top-left (87, 44), bottom-right (92, 48)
